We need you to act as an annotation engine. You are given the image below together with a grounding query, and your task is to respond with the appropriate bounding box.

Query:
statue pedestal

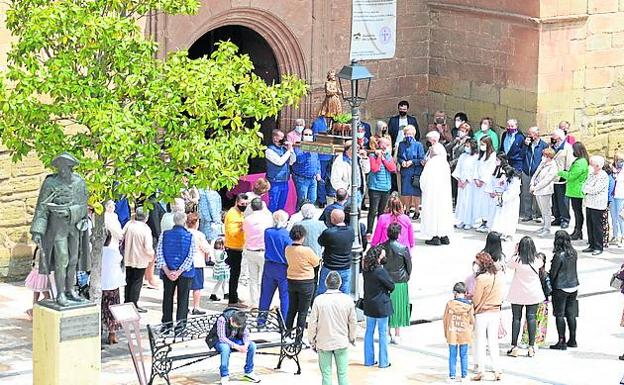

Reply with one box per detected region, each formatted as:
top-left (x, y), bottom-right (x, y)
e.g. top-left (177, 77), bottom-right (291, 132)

top-left (33, 301), bottom-right (101, 385)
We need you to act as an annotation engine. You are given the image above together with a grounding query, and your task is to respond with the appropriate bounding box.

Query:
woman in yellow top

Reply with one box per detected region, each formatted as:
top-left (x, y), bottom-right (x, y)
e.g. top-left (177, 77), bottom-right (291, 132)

top-left (285, 224), bottom-right (321, 336)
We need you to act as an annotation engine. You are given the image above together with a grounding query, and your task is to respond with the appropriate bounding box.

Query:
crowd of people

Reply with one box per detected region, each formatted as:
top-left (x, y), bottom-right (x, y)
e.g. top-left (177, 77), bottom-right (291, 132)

top-left (23, 101), bottom-right (624, 384)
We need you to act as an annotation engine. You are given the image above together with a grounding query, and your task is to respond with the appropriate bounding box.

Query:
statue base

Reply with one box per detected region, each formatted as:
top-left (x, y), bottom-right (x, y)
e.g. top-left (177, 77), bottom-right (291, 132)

top-left (33, 302), bottom-right (101, 385)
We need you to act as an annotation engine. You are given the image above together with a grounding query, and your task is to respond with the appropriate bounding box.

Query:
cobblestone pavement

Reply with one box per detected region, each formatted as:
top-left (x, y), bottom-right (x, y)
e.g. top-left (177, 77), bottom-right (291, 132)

top-left (1, 217), bottom-right (624, 384)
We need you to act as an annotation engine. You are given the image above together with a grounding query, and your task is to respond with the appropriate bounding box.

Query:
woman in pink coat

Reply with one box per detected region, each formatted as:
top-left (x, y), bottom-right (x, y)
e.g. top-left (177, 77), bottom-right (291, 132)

top-left (506, 236), bottom-right (545, 358)
top-left (371, 194), bottom-right (415, 254)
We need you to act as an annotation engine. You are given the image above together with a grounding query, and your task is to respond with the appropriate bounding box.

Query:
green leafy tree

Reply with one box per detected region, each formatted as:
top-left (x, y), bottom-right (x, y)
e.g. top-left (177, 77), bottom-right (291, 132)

top-left (0, 0), bottom-right (308, 300)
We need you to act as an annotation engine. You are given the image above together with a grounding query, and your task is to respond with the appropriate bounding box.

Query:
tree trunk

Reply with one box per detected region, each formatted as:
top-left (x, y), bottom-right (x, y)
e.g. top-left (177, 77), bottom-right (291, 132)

top-left (89, 213), bottom-right (105, 303)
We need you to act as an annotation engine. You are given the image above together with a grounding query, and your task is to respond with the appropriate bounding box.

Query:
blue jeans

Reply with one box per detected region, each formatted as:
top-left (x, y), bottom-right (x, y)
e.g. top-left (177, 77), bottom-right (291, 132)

top-left (215, 339), bottom-right (256, 378)
top-left (318, 159), bottom-right (335, 205)
top-left (611, 198), bottom-right (624, 238)
top-left (268, 180), bottom-right (289, 212)
top-left (364, 316), bottom-right (389, 367)
top-left (448, 344), bottom-right (469, 379)
top-left (293, 175), bottom-right (317, 210)
top-left (259, 261), bottom-right (289, 321)
top-left (317, 266), bottom-right (351, 295)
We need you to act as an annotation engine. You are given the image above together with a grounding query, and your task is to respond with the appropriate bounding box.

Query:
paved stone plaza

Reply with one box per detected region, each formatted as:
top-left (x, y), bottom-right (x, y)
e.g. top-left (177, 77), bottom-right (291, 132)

top-left (1, 217), bottom-right (624, 385)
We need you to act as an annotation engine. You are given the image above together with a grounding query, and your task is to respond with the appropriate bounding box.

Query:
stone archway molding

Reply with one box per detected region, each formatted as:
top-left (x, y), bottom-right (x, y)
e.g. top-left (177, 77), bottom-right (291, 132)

top-left (186, 7), bottom-right (307, 81)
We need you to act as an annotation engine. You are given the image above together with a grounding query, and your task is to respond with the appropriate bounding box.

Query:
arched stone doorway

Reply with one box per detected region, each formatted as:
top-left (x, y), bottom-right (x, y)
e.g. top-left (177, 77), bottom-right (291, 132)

top-left (188, 25), bottom-right (279, 175)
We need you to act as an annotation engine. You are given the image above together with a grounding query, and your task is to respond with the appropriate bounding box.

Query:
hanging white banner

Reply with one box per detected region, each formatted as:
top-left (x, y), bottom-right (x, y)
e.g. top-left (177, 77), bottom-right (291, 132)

top-left (349, 0), bottom-right (397, 61)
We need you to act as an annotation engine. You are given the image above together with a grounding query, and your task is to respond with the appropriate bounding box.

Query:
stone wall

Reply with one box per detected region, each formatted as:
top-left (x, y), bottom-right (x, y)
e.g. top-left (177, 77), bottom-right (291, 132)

top-left (427, 0), bottom-right (540, 131)
top-left (537, 0), bottom-right (624, 157)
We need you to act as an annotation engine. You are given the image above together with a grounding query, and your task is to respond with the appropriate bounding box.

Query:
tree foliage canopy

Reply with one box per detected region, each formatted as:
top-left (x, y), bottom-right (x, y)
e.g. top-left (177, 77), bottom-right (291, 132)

top-left (0, 0), bottom-right (308, 212)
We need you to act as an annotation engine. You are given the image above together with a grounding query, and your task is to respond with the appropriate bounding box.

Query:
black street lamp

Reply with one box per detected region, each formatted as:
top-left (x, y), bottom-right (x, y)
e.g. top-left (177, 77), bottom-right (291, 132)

top-left (337, 60), bottom-right (373, 301)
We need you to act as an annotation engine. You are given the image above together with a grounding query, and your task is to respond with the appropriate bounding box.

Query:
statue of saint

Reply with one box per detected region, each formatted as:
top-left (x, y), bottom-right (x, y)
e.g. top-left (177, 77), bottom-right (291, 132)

top-left (31, 152), bottom-right (91, 307)
top-left (319, 70), bottom-right (343, 119)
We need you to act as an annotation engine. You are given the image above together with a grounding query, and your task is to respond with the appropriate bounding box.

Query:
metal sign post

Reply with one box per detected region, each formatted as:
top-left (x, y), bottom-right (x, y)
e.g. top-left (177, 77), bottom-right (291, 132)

top-left (110, 303), bottom-right (147, 385)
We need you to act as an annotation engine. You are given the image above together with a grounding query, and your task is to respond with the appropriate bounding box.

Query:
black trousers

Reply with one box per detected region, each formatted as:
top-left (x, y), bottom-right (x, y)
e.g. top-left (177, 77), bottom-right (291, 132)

top-left (367, 189), bottom-right (390, 234)
top-left (552, 289), bottom-right (578, 341)
top-left (570, 197), bottom-right (584, 234)
top-left (286, 279), bottom-right (315, 332)
top-left (552, 184), bottom-right (570, 223)
top-left (162, 275), bottom-right (192, 325)
top-left (586, 207), bottom-right (604, 251)
top-left (511, 303), bottom-right (539, 346)
top-left (226, 248), bottom-right (243, 304)
top-left (124, 267), bottom-right (146, 306)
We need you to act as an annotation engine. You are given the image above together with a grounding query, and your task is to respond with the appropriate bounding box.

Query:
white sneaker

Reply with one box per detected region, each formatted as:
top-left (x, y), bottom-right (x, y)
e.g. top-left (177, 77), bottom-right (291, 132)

top-left (243, 372), bottom-right (261, 383)
top-left (393, 336), bottom-right (401, 344)
top-left (220, 376), bottom-right (230, 385)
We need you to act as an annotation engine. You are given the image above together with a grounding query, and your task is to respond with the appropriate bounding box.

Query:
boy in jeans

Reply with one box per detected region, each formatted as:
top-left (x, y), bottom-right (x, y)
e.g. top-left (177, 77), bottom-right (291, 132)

top-left (443, 282), bottom-right (474, 382)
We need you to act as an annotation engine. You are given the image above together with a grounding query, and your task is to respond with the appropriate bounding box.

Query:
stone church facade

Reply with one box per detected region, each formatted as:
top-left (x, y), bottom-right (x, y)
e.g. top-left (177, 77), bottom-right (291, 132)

top-left (1, 0), bottom-right (623, 280)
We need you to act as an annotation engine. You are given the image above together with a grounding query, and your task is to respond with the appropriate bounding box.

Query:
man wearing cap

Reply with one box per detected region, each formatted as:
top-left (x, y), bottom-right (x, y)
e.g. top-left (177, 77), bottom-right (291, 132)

top-left (31, 152), bottom-right (90, 307)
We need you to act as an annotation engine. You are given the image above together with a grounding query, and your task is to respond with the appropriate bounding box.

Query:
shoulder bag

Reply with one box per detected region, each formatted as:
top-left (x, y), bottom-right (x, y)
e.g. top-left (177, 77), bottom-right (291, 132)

top-left (529, 263), bottom-right (552, 298)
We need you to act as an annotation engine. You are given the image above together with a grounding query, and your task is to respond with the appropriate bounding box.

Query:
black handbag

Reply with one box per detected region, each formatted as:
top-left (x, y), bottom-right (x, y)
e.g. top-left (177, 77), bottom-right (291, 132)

top-left (355, 298), bottom-right (364, 310)
top-left (410, 175), bottom-right (420, 189)
top-left (530, 264), bottom-right (552, 298)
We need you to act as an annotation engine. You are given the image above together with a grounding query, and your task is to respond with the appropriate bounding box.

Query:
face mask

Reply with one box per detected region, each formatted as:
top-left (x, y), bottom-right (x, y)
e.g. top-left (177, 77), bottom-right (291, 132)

top-left (507, 127), bottom-right (517, 133)
top-left (435, 117), bottom-right (445, 125)
top-left (455, 120), bottom-right (462, 129)
top-left (302, 135), bottom-right (313, 142)
top-left (617, 160), bottom-right (624, 168)
top-left (479, 144), bottom-right (487, 152)
top-left (457, 131), bottom-right (467, 138)
top-left (295, 126), bottom-right (304, 134)
top-left (480, 124), bottom-right (489, 131)
top-left (237, 204), bottom-right (247, 212)
top-left (406, 136), bottom-right (414, 143)
top-left (464, 147), bottom-right (472, 154)
top-left (357, 132), bottom-right (365, 139)
top-left (472, 263), bottom-right (480, 274)
top-left (399, 111), bottom-right (407, 117)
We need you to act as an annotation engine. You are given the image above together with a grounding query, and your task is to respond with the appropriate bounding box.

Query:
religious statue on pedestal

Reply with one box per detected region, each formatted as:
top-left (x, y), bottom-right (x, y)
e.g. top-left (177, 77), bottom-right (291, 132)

top-left (319, 70), bottom-right (343, 128)
top-left (31, 152), bottom-right (91, 307)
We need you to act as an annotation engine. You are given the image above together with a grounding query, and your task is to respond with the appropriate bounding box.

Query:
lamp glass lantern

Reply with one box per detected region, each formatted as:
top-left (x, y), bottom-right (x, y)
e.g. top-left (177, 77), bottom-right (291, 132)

top-left (337, 60), bottom-right (373, 106)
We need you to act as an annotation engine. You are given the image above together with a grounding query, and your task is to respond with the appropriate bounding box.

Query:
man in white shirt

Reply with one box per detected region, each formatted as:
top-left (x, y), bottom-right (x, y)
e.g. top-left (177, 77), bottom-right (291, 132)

top-left (330, 141), bottom-right (370, 208)
top-left (265, 130), bottom-right (296, 212)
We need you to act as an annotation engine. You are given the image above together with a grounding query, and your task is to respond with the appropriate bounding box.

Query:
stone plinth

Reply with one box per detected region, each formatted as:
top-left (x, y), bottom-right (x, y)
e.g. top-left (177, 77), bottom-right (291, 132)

top-left (33, 301), bottom-right (101, 385)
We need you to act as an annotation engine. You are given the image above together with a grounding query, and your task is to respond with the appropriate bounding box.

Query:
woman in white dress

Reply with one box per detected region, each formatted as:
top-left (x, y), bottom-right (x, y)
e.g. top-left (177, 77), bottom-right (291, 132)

top-left (453, 139), bottom-right (479, 229)
top-left (491, 165), bottom-right (521, 240)
top-left (421, 131), bottom-right (454, 246)
top-left (474, 137), bottom-right (497, 232)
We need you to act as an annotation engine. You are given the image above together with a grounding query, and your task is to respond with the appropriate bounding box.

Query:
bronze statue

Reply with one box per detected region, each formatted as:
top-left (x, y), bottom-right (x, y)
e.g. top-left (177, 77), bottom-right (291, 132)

top-left (31, 152), bottom-right (91, 307)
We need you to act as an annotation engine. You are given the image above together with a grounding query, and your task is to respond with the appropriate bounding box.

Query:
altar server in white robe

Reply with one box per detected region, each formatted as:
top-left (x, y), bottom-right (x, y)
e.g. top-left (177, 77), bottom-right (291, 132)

top-left (490, 165), bottom-right (521, 240)
top-left (421, 131), bottom-right (454, 246)
top-left (453, 139), bottom-right (479, 229)
top-left (474, 136), bottom-right (498, 232)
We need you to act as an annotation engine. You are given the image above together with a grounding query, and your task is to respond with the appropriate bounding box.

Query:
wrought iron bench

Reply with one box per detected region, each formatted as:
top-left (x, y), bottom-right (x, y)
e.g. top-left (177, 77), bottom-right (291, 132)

top-left (146, 308), bottom-right (303, 385)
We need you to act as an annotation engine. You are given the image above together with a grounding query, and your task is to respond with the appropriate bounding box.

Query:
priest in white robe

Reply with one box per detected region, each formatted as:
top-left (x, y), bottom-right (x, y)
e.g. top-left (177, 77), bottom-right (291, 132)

top-left (420, 131), bottom-right (454, 246)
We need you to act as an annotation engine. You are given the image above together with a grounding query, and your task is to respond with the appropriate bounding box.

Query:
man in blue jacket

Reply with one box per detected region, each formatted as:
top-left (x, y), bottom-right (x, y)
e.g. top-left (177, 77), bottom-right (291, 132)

top-left (387, 100), bottom-right (420, 146)
top-left (292, 128), bottom-right (321, 210)
top-left (520, 126), bottom-right (548, 221)
top-left (265, 130), bottom-right (296, 212)
top-left (500, 119), bottom-right (525, 171)
top-left (156, 211), bottom-right (195, 329)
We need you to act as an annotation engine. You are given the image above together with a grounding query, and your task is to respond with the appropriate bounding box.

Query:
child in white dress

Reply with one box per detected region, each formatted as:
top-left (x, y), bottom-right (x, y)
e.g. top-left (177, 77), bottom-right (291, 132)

top-left (491, 165), bottom-right (522, 240)
top-left (453, 140), bottom-right (479, 229)
top-left (474, 137), bottom-right (498, 232)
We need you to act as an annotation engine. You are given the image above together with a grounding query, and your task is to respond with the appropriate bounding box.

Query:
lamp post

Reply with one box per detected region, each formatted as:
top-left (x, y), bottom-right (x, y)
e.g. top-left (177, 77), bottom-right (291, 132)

top-left (337, 60), bottom-right (373, 301)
